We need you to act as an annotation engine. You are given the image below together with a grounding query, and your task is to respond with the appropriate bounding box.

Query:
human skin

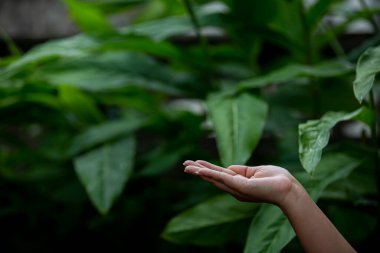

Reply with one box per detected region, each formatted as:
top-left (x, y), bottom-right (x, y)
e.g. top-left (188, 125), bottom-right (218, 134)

top-left (183, 160), bottom-right (356, 253)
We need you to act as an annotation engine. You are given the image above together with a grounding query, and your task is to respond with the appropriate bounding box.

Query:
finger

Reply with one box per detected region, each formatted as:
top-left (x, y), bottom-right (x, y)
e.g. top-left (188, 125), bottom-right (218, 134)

top-left (184, 165), bottom-right (202, 175)
top-left (228, 165), bottom-right (258, 178)
top-left (183, 160), bottom-right (198, 166)
top-left (198, 168), bottom-right (243, 190)
top-left (196, 160), bottom-right (237, 175)
top-left (184, 160), bottom-right (211, 169)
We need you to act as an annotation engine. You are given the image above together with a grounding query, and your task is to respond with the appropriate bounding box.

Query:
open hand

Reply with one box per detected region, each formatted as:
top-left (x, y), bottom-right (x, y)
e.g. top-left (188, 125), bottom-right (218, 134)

top-left (183, 160), bottom-right (300, 206)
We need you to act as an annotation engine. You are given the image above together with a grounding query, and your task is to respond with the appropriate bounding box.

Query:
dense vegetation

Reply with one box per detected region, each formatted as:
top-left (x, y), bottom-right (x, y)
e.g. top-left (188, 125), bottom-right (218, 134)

top-left (0, 0), bottom-right (379, 252)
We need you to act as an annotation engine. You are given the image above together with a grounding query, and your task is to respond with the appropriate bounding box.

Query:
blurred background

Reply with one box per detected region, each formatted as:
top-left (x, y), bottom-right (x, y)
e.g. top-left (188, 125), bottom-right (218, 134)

top-left (0, 0), bottom-right (379, 252)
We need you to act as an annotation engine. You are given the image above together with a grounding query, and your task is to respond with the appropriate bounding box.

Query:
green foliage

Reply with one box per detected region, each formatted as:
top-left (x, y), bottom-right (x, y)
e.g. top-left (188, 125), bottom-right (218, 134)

top-left (206, 92), bottom-right (268, 166)
top-left (239, 60), bottom-right (353, 90)
top-left (74, 136), bottom-right (135, 214)
top-left (244, 205), bottom-right (294, 253)
top-left (1, 0), bottom-right (379, 252)
top-left (162, 194), bottom-right (259, 245)
top-left (298, 108), bottom-right (363, 173)
top-left (353, 45), bottom-right (380, 103)
top-left (65, 0), bottom-right (114, 35)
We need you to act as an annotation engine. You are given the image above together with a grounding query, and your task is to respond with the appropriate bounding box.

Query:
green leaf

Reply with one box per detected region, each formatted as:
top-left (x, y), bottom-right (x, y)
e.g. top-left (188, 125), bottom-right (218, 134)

top-left (74, 137), bottom-right (135, 214)
top-left (353, 46), bottom-right (380, 103)
top-left (4, 35), bottom-right (98, 73)
top-left (162, 194), bottom-right (259, 246)
top-left (65, 0), bottom-right (114, 35)
top-left (298, 108), bottom-right (362, 173)
top-left (244, 205), bottom-right (294, 253)
top-left (267, 0), bottom-right (304, 51)
top-left (303, 153), bottom-right (363, 200)
top-left (98, 36), bottom-right (181, 60)
top-left (207, 92), bottom-right (268, 166)
top-left (58, 85), bottom-right (103, 123)
top-left (121, 16), bottom-right (193, 41)
top-left (306, 0), bottom-right (338, 30)
top-left (68, 116), bottom-right (145, 156)
top-left (25, 93), bottom-right (61, 109)
top-left (244, 153), bottom-right (361, 253)
top-left (239, 60), bottom-right (353, 90)
top-left (40, 52), bottom-right (183, 95)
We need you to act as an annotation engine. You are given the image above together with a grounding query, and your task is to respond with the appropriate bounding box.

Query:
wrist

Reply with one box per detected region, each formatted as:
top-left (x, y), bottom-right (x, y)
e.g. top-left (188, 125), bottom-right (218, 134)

top-left (278, 179), bottom-right (309, 214)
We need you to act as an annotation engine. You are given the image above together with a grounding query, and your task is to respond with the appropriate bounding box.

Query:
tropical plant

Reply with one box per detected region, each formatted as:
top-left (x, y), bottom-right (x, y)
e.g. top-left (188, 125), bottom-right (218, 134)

top-left (0, 0), bottom-right (379, 252)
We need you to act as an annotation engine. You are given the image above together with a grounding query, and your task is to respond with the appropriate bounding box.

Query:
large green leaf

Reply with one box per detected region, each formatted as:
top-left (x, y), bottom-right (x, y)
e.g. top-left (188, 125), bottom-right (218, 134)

top-left (267, 0), bottom-right (304, 51)
top-left (239, 60), bottom-right (353, 90)
top-left (162, 194), bottom-right (259, 246)
top-left (244, 205), bottom-right (294, 253)
top-left (58, 85), bottom-right (104, 123)
top-left (65, 0), bottom-right (114, 35)
top-left (4, 35), bottom-right (98, 73)
top-left (298, 108), bottom-right (363, 174)
top-left (67, 116), bottom-right (145, 156)
top-left (353, 46), bottom-right (380, 103)
top-left (98, 36), bottom-right (182, 60)
top-left (244, 153), bottom-right (361, 253)
top-left (39, 52), bottom-right (183, 95)
top-left (121, 5), bottom-right (222, 41)
top-left (74, 137), bottom-right (135, 214)
top-left (207, 92), bottom-right (268, 166)
top-left (121, 16), bottom-right (193, 41)
top-left (303, 153), bottom-right (363, 200)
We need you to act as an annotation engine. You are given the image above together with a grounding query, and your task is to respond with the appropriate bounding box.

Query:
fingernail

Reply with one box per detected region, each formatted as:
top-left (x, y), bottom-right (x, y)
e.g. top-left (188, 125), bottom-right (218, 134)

top-left (183, 160), bottom-right (193, 165)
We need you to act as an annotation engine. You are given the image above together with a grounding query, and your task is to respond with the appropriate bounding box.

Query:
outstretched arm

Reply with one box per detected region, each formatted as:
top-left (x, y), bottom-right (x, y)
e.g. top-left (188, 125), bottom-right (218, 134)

top-left (183, 160), bottom-right (356, 253)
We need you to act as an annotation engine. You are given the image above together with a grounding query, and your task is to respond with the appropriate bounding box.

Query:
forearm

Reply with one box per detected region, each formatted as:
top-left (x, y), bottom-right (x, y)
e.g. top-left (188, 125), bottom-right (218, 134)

top-left (279, 182), bottom-right (356, 253)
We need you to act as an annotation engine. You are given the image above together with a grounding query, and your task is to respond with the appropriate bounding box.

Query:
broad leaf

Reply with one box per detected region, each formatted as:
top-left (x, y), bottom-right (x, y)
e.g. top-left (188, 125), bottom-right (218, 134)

top-left (239, 60), bottom-right (353, 90)
top-left (74, 137), bottom-right (135, 214)
top-left (121, 16), bottom-right (193, 41)
top-left (65, 0), bottom-right (114, 35)
top-left (5, 35), bottom-right (98, 73)
top-left (68, 116), bottom-right (145, 156)
top-left (98, 37), bottom-right (182, 60)
top-left (25, 93), bottom-right (61, 109)
top-left (244, 153), bottom-right (361, 253)
top-left (39, 52), bottom-right (183, 95)
top-left (303, 153), bottom-right (363, 200)
top-left (353, 46), bottom-right (380, 103)
top-left (298, 108), bottom-right (362, 174)
top-left (121, 6), bottom-right (222, 41)
top-left (207, 92), bottom-right (268, 166)
top-left (162, 194), bottom-right (259, 246)
top-left (244, 205), bottom-right (294, 253)
top-left (58, 85), bottom-right (103, 123)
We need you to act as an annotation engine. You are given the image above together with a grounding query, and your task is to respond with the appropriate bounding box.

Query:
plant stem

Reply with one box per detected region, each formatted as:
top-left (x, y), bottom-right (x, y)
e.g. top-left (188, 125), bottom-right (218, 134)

top-left (299, 1), bottom-right (320, 118)
top-left (320, 22), bottom-right (347, 59)
top-left (0, 25), bottom-right (21, 56)
top-left (183, 0), bottom-right (208, 55)
top-left (182, 0), bottom-right (216, 90)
